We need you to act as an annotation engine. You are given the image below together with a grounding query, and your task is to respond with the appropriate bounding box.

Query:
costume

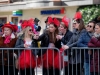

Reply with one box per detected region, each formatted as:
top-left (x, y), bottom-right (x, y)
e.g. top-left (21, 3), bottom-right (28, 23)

top-left (0, 22), bottom-right (18, 75)
top-left (15, 19), bottom-right (38, 75)
top-left (37, 17), bottom-right (64, 75)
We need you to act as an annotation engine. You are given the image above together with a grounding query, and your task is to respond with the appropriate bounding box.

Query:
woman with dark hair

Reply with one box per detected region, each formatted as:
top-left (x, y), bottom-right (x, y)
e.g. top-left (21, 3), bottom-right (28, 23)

top-left (62, 12), bottom-right (86, 75)
top-left (56, 16), bottom-right (73, 45)
top-left (88, 23), bottom-right (100, 75)
top-left (35, 17), bottom-right (62, 75)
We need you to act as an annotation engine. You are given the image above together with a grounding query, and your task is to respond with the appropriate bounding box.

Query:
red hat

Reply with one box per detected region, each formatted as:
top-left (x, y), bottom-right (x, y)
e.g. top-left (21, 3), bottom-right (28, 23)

top-left (73, 11), bottom-right (82, 23)
top-left (48, 17), bottom-right (60, 26)
top-left (62, 16), bottom-right (70, 28)
top-left (2, 22), bottom-right (18, 32)
top-left (74, 12), bottom-right (82, 20)
top-left (21, 18), bottom-right (34, 30)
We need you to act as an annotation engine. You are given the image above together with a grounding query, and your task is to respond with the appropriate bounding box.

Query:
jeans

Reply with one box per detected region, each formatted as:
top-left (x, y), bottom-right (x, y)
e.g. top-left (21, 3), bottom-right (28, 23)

top-left (84, 62), bottom-right (90, 75)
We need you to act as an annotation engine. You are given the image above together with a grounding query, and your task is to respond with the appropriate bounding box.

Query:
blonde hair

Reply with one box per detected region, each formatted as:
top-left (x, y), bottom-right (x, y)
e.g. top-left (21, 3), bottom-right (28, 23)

top-left (17, 26), bottom-right (34, 39)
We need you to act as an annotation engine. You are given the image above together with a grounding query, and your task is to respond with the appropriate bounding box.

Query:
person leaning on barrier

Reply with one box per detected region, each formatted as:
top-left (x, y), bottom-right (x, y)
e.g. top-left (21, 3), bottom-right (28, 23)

top-left (53, 15), bottom-right (73, 45)
top-left (77, 21), bottom-right (95, 75)
top-left (55, 16), bottom-right (73, 75)
top-left (34, 16), bottom-right (62, 75)
top-left (15, 19), bottom-right (38, 75)
top-left (62, 12), bottom-right (86, 75)
top-left (88, 23), bottom-right (100, 75)
top-left (0, 22), bottom-right (18, 75)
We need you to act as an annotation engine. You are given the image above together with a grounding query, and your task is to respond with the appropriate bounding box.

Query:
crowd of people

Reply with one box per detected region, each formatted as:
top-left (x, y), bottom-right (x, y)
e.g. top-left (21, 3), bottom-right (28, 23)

top-left (0, 11), bottom-right (100, 75)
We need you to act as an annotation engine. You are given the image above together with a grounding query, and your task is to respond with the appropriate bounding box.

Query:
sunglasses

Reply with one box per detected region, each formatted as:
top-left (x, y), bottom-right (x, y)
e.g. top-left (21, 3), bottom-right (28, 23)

top-left (29, 29), bottom-right (33, 32)
top-left (73, 23), bottom-right (77, 25)
top-left (87, 25), bottom-right (93, 28)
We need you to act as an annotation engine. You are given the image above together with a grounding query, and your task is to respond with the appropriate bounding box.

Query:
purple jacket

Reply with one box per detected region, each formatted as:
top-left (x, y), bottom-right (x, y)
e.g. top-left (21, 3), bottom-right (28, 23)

top-left (88, 37), bottom-right (100, 72)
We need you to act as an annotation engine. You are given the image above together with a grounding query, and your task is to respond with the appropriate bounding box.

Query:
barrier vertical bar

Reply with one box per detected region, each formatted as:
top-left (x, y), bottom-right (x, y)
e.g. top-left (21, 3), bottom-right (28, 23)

top-left (7, 49), bottom-right (10, 75)
top-left (89, 48), bottom-right (90, 75)
top-left (72, 48), bottom-right (73, 75)
top-left (2, 49), bottom-right (4, 75)
top-left (30, 49), bottom-right (32, 75)
top-left (98, 49), bottom-right (99, 75)
top-left (76, 49), bottom-right (77, 75)
top-left (13, 49), bottom-right (15, 75)
top-left (84, 48), bottom-right (85, 75)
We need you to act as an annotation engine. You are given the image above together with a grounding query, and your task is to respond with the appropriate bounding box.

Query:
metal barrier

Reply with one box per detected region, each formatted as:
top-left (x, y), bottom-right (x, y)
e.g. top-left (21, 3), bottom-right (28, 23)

top-left (62, 47), bottom-right (100, 75)
top-left (0, 47), bottom-right (63, 75)
top-left (0, 47), bottom-right (100, 75)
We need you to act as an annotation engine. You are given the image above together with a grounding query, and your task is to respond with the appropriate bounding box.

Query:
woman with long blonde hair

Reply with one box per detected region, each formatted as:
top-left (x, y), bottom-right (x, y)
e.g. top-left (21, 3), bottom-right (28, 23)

top-left (15, 19), bottom-right (38, 75)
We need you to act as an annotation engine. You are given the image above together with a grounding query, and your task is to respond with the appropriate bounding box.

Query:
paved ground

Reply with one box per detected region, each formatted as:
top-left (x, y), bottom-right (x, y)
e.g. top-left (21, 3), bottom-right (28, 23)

top-left (35, 68), bottom-right (42, 75)
top-left (35, 67), bottom-right (63, 75)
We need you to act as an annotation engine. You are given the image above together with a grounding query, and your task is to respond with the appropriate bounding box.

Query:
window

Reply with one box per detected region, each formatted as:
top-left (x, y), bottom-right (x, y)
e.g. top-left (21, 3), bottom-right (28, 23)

top-left (11, 17), bottom-right (18, 25)
top-left (0, 17), bottom-right (7, 24)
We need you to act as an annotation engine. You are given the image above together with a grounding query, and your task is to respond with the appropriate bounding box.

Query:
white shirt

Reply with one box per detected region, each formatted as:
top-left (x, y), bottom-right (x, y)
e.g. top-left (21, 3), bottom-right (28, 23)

top-left (25, 41), bottom-right (32, 48)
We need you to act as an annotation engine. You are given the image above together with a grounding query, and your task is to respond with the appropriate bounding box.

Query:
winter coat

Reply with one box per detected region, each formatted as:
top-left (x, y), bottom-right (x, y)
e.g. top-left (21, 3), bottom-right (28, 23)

top-left (0, 36), bottom-right (17, 66)
top-left (61, 30), bottom-right (73, 45)
top-left (77, 32), bottom-right (93, 63)
top-left (37, 30), bottom-right (61, 56)
top-left (88, 36), bottom-right (100, 72)
top-left (67, 29), bottom-right (86, 64)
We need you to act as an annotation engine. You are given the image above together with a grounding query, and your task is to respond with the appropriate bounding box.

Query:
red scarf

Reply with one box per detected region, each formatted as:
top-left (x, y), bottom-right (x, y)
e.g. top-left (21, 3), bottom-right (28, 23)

top-left (4, 35), bottom-right (11, 44)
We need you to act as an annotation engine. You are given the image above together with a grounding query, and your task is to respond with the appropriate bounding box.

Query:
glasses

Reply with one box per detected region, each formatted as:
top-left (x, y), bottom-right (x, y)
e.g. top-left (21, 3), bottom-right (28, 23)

top-left (87, 25), bottom-right (93, 28)
top-left (29, 29), bottom-right (33, 32)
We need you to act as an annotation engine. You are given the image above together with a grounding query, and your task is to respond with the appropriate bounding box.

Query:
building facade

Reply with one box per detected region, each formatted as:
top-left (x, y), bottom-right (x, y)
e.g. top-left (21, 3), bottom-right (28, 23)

top-left (0, 0), bottom-right (96, 31)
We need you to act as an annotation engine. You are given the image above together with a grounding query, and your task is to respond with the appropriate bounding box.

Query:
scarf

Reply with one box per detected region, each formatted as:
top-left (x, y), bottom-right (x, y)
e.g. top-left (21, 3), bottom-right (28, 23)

top-left (2, 33), bottom-right (15, 44)
top-left (4, 35), bottom-right (11, 44)
top-left (94, 33), bottom-right (100, 38)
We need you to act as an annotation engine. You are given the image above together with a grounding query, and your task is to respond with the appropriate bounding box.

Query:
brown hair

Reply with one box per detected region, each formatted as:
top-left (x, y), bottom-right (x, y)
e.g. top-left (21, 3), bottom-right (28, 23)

top-left (76, 19), bottom-right (85, 31)
top-left (47, 23), bottom-right (59, 43)
top-left (96, 23), bottom-right (100, 27)
top-left (60, 22), bottom-right (68, 29)
top-left (88, 21), bottom-right (96, 29)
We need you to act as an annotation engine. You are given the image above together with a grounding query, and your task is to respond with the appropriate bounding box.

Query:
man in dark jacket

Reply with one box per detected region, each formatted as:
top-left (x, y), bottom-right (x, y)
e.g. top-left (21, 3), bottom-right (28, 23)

top-left (77, 21), bottom-right (95, 75)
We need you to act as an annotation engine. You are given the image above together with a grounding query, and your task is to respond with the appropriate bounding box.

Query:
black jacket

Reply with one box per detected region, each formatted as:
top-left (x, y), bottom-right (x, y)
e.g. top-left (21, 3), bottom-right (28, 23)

top-left (37, 31), bottom-right (61, 55)
top-left (61, 30), bottom-right (73, 45)
top-left (15, 34), bottom-right (38, 56)
top-left (39, 31), bottom-right (61, 48)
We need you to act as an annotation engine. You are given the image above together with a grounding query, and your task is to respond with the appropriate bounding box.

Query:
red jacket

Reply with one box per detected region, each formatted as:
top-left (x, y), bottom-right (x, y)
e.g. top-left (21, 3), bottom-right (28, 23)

top-left (88, 37), bottom-right (100, 72)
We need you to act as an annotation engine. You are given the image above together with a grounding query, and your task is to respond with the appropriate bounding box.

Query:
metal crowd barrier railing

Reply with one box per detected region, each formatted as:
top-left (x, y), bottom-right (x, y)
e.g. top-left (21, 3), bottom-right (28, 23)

top-left (0, 47), bottom-right (63, 75)
top-left (64, 47), bottom-right (100, 75)
top-left (0, 47), bottom-right (100, 75)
